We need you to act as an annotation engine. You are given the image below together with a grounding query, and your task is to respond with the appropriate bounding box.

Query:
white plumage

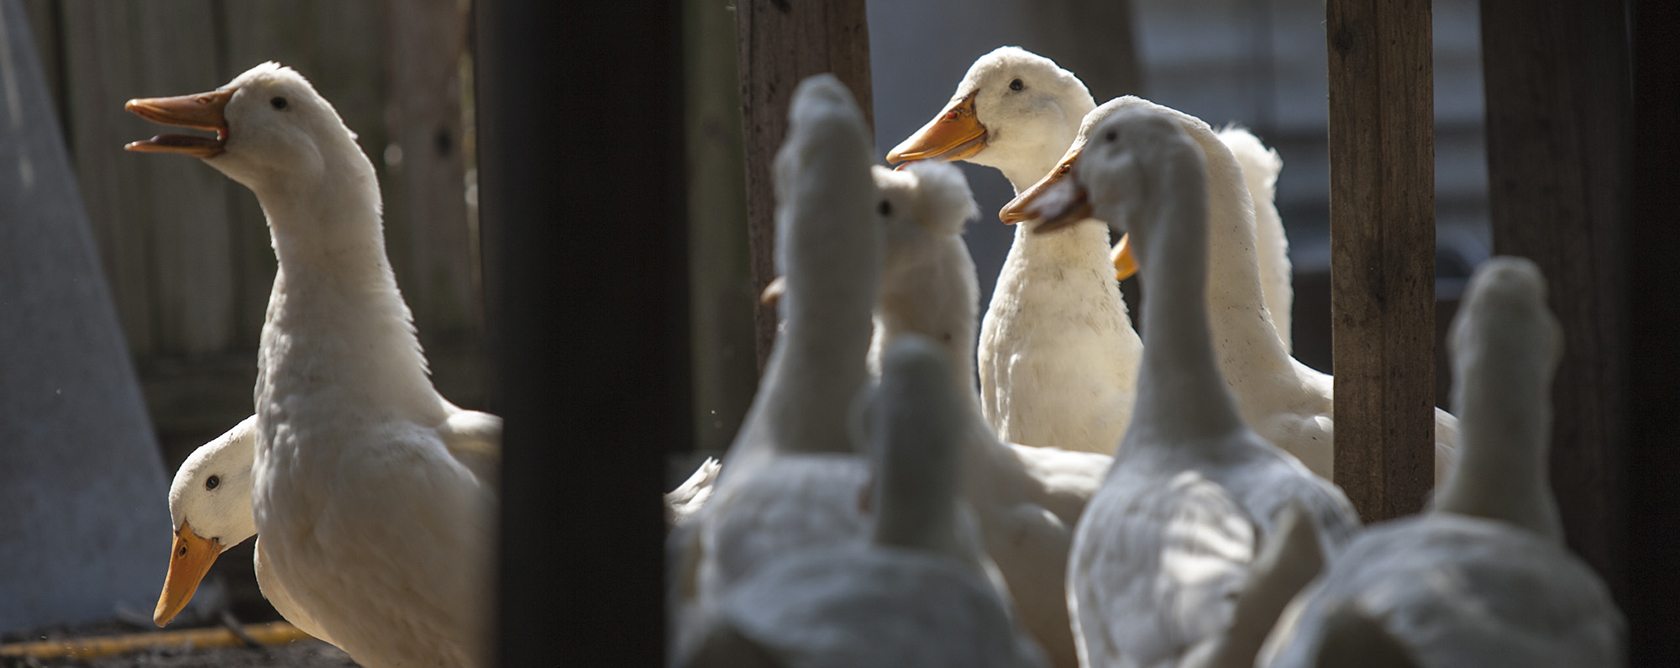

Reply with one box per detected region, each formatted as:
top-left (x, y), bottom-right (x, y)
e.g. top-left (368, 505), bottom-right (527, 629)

top-left (1258, 258), bottom-right (1624, 668)
top-left (1018, 106), bottom-right (1361, 668)
top-left (129, 62), bottom-right (495, 667)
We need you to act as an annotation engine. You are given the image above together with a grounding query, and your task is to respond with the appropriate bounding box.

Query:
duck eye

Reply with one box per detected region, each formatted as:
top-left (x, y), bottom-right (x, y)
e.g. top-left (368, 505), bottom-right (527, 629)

top-left (271, 97), bottom-right (288, 110)
top-left (1058, 163), bottom-right (1072, 174)
top-left (1009, 78), bottom-right (1024, 91)
top-left (206, 475), bottom-right (220, 491)
top-left (1105, 130), bottom-right (1117, 142)
top-left (878, 200), bottom-right (892, 217)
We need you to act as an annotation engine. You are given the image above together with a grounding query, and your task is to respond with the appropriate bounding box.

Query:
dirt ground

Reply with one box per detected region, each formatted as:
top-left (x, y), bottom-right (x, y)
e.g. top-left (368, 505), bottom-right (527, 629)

top-left (1, 618), bottom-right (355, 668)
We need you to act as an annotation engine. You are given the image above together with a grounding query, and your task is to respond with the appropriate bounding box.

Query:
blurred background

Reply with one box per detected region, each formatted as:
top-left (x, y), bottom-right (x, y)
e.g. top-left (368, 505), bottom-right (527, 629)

top-left (4, 0), bottom-right (1491, 645)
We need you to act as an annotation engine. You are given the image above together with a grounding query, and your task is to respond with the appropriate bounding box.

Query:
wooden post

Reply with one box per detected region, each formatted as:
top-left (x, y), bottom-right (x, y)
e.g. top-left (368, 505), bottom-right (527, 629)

top-left (736, 0), bottom-right (872, 371)
top-left (478, 0), bottom-right (685, 664)
top-left (1480, 0), bottom-right (1630, 601)
top-left (1326, 0), bottom-right (1435, 520)
top-left (1627, 0), bottom-right (1680, 655)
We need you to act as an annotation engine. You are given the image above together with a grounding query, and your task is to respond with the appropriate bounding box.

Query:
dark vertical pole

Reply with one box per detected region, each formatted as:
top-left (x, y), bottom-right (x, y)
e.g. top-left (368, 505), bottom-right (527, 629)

top-left (736, 0), bottom-right (871, 372)
top-left (1627, 0), bottom-right (1680, 659)
top-left (1326, 0), bottom-right (1436, 520)
top-left (1479, 0), bottom-right (1632, 609)
top-left (477, 1), bottom-right (686, 665)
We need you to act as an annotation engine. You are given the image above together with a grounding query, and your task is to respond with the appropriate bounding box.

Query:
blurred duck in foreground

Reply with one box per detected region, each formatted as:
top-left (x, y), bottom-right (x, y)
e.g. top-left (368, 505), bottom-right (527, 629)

top-left (1256, 257), bottom-right (1625, 668)
top-left (682, 337), bottom-right (1048, 668)
top-left (128, 62), bottom-right (496, 668)
top-left (1018, 105), bottom-right (1361, 668)
top-left (1003, 96), bottom-right (1460, 485)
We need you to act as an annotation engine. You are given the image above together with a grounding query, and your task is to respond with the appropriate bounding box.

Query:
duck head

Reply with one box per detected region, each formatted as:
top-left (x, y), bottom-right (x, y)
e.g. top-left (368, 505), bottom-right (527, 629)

top-left (873, 161), bottom-right (978, 283)
top-left (153, 417), bottom-right (258, 627)
top-left (888, 47), bottom-right (1095, 190)
top-left (999, 98), bottom-right (1189, 279)
top-left (126, 62), bottom-right (364, 192)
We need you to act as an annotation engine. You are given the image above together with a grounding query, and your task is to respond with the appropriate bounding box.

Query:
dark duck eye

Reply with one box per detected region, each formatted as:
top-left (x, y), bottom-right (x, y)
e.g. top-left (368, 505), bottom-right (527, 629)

top-left (271, 96), bottom-right (288, 110)
top-left (879, 200), bottom-right (892, 217)
top-left (206, 475), bottom-right (220, 491)
top-left (1009, 78), bottom-right (1024, 91)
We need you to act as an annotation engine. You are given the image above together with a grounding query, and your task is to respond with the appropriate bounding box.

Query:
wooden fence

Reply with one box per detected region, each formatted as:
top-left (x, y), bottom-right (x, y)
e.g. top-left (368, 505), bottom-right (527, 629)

top-left (21, 0), bottom-right (484, 466)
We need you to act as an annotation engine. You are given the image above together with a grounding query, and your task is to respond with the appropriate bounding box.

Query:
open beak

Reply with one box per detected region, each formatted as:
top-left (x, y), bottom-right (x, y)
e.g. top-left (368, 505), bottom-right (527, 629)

top-left (760, 276), bottom-right (788, 308)
top-left (886, 92), bottom-right (987, 164)
top-left (999, 146), bottom-right (1092, 232)
top-left (124, 89), bottom-right (234, 158)
top-left (1111, 235), bottom-right (1138, 281)
top-left (153, 521), bottom-right (225, 627)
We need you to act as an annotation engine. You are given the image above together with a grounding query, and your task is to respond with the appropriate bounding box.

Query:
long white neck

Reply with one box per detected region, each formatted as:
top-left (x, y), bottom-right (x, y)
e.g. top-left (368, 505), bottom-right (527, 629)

top-left (872, 346), bottom-right (965, 560)
top-left (874, 237), bottom-right (981, 406)
top-left (749, 283), bottom-right (875, 459)
top-left (253, 149), bottom-right (439, 423)
top-left (1127, 154), bottom-right (1247, 444)
top-left (1432, 332), bottom-right (1563, 542)
top-left (1184, 127), bottom-right (1299, 390)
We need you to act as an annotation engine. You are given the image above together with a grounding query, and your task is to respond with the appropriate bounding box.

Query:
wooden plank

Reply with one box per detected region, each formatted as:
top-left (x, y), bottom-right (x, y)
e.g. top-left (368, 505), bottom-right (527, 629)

top-left (736, 0), bottom-right (872, 371)
top-left (1480, 0), bottom-right (1630, 602)
top-left (19, 0), bottom-right (63, 131)
top-left (1326, 0), bottom-right (1435, 521)
top-left (476, 1), bottom-right (684, 664)
top-left (1627, 0), bottom-right (1680, 653)
top-left (381, 0), bottom-right (480, 344)
top-left (60, 0), bottom-right (238, 356)
top-left (685, 0), bottom-right (756, 453)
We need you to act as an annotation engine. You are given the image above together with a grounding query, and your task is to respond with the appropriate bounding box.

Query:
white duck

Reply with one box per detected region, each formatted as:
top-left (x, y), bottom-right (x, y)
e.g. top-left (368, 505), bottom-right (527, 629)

top-left (886, 49), bottom-right (1295, 458)
top-left (677, 75), bottom-right (883, 621)
top-left (126, 63), bottom-right (494, 667)
top-left (871, 160), bottom-right (1110, 667)
top-left (1006, 96), bottom-right (1460, 485)
top-left (151, 417), bottom-right (330, 643)
top-left (152, 406), bottom-right (500, 637)
top-left (888, 46), bottom-right (1136, 455)
top-left (683, 337), bottom-right (1047, 668)
top-left (1256, 258), bottom-right (1625, 668)
top-left (1023, 106), bottom-right (1361, 668)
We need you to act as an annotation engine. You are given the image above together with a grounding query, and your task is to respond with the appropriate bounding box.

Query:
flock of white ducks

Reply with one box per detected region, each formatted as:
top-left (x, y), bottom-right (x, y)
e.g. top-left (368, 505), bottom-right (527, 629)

top-left (133, 46), bottom-right (1621, 668)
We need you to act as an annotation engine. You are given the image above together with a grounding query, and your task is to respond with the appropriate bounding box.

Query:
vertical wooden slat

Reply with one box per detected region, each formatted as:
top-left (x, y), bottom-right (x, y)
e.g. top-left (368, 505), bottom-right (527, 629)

top-left (1479, 0), bottom-right (1630, 603)
top-left (685, 0), bottom-right (756, 454)
top-left (381, 0), bottom-right (478, 344)
top-left (1326, 0), bottom-right (1435, 520)
top-left (61, 0), bottom-right (236, 356)
top-left (478, 0), bottom-right (684, 663)
top-left (1627, 0), bottom-right (1680, 654)
top-left (736, 0), bottom-right (872, 371)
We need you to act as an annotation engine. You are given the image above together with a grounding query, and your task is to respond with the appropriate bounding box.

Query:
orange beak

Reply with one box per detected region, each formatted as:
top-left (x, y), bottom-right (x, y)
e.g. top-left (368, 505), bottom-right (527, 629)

top-left (886, 92), bottom-right (987, 164)
top-left (1111, 235), bottom-right (1138, 281)
top-left (759, 276), bottom-right (788, 308)
top-left (999, 145), bottom-right (1093, 231)
top-left (124, 89), bottom-right (234, 158)
top-left (153, 521), bottom-right (225, 627)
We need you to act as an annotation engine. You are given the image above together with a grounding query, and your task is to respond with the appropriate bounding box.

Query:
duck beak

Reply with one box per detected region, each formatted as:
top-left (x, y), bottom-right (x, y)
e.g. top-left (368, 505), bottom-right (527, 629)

top-left (124, 89), bottom-right (234, 158)
top-left (1000, 146), bottom-right (1091, 231)
top-left (887, 92), bottom-right (986, 164)
top-left (760, 276), bottom-right (788, 308)
top-left (1112, 234), bottom-right (1138, 281)
top-left (153, 521), bottom-right (225, 627)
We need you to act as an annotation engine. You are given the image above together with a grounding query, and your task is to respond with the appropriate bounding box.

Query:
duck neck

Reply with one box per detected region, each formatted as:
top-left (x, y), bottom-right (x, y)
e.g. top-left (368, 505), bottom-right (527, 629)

top-left (872, 363), bottom-right (964, 559)
top-left (875, 238), bottom-right (981, 403)
top-left (253, 157), bottom-right (437, 419)
top-left (1128, 158), bottom-right (1247, 443)
top-left (1190, 131), bottom-right (1297, 387)
top-left (750, 278), bottom-right (875, 459)
top-left (1433, 341), bottom-right (1563, 542)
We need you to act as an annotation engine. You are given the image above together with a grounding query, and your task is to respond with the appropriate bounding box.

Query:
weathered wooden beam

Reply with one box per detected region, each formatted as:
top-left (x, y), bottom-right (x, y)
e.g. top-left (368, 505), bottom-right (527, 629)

top-left (478, 0), bottom-right (685, 664)
top-left (1326, 0), bottom-right (1436, 521)
top-left (736, 0), bottom-right (872, 371)
top-left (1479, 0), bottom-right (1631, 603)
top-left (1627, 0), bottom-right (1680, 655)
